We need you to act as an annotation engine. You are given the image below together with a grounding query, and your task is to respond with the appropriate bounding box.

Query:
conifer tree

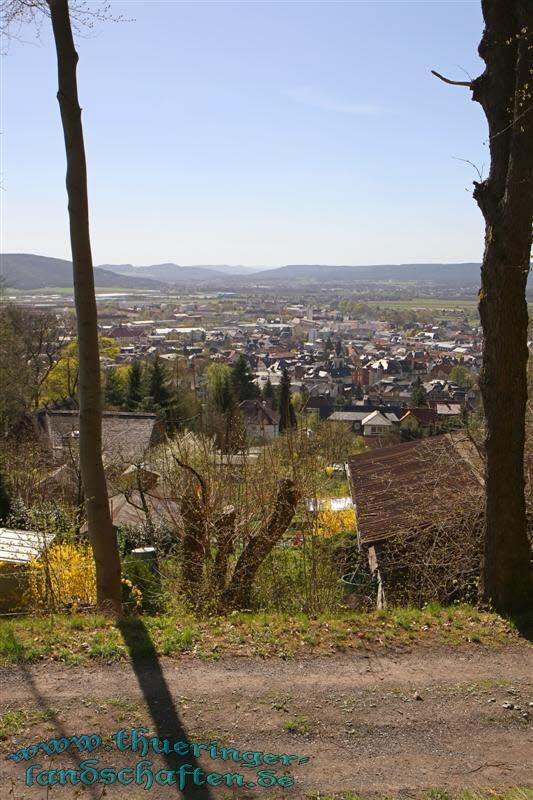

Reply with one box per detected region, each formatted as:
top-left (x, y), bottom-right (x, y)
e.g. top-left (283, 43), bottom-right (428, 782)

top-left (0, 469), bottom-right (11, 523)
top-left (147, 353), bottom-right (171, 409)
top-left (144, 353), bottom-right (180, 432)
top-left (410, 377), bottom-right (428, 408)
top-left (354, 382), bottom-right (364, 400)
top-left (126, 360), bottom-right (143, 411)
top-left (278, 369), bottom-right (297, 433)
top-left (262, 376), bottom-right (276, 407)
top-left (231, 354), bottom-right (259, 402)
top-left (104, 368), bottom-right (125, 409)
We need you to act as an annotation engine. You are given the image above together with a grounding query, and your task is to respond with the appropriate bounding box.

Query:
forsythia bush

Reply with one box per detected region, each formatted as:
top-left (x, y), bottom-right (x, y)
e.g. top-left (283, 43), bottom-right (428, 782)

top-left (26, 543), bottom-right (97, 610)
top-left (24, 544), bottom-right (143, 612)
top-left (315, 508), bottom-right (356, 538)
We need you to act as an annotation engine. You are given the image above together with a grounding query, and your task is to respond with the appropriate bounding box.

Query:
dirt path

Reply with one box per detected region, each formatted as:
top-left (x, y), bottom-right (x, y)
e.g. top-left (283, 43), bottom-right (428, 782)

top-left (1, 645), bottom-right (532, 798)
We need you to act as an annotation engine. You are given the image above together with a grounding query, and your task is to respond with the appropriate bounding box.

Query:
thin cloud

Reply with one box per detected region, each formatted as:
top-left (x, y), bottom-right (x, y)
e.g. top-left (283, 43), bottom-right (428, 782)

top-left (283, 85), bottom-right (382, 115)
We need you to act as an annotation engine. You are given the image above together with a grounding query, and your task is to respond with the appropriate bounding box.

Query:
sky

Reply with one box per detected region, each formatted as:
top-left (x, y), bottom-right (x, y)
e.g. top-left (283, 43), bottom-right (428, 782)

top-left (1, 0), bottom-right (489, 267)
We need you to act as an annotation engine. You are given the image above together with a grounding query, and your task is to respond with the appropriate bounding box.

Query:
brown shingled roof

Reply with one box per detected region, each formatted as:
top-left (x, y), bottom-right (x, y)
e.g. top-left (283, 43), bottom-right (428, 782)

top-left (346, 433), bottom-right (483, 546)
top-left (35, 410), bottom-right (164, 466)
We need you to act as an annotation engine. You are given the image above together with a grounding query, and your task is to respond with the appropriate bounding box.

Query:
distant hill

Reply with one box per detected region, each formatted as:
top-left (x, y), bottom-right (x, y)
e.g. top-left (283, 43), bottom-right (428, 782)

top-left (100, 262), bottom-right (228, 283)
top-left (102, 263), bottom-right (268, 278)
top-left (192, 265), bottom-right (268, 275)
top-left (5, 254), bottom-right (528, 291)
top-left (0, 254), bottom-right (164, 290)
top-left (238, 263), bottom-right (485, 286)
top-left (99, 261), bottom-right (488, 287)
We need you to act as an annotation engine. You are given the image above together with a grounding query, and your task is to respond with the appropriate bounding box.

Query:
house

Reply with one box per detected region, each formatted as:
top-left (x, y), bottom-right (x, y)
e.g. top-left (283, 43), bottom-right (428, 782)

top-left (34, 410), bottom-right (164, 467)
top-left (239, 400), bottom-right (280, 440)
top-left (434, 403), bottom-right (463, 424)
top-left (399, 407), bottom-right (438, 437)
top-left (328, 411), bottom-right (370, 432)
top-left (360, 410), bottom-right (399, 439)
top-left (80, 491), bottom-right (180, 533)
top-left (346, 434), bottom-right (484, 608)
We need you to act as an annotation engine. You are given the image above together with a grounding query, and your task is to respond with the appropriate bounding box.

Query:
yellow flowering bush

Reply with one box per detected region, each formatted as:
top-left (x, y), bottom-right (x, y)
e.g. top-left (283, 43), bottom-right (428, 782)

top-left (315, 508), bottom-right (356, 538)
top-left (121, 577), bottom-right (143, 610)
top-left (24, 543), bottom-right (143, 612)
top-left (26, 543), bottom-right (97, 610)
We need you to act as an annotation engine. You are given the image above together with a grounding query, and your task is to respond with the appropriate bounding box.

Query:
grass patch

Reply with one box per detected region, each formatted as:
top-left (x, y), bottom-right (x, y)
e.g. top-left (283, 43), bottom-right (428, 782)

top-left (0, 604), bottom-right (525, 667)
top-left (284, 715), bottom-right (311, 735)
top-left (0, 707), bottom-right (56, 741)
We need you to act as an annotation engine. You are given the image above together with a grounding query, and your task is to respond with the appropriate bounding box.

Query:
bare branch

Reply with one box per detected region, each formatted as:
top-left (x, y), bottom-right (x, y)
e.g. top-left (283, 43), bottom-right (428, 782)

top-left (172, 455), bottom-right (207, 504)
top-left (452, 156), bottom-right (484, 182)
top-left (431, 70), bottom-right (471, 88)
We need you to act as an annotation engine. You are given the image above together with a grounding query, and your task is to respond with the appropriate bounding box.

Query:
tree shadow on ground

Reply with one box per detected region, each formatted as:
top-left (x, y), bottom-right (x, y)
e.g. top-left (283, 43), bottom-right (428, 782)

top-left (10, 631), bottom-right (101, 800)
top-left (6, 623), bottom-right (213, 798)
top-left (118, 616), bottom-right (213, 799)
top-left (508, 609), bottom-right (533, 643)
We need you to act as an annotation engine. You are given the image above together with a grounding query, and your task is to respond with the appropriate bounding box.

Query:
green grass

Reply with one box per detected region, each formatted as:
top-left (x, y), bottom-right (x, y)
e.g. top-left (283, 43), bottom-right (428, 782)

top-left (0, 604), bottom-right (526, 667)
top-left (0, 707), bottom-right (56, 741)
top-left (284, 715), bottom-right (311, 735)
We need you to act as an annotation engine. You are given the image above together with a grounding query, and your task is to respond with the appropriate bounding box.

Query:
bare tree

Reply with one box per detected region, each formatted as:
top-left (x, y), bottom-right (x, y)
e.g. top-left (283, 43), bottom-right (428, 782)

top-left (433, 1), bottom-right (532, 613)
top-left (3, 306), bottom-right (66, 407)
top-left (2, 0), bottom-right (122, 614)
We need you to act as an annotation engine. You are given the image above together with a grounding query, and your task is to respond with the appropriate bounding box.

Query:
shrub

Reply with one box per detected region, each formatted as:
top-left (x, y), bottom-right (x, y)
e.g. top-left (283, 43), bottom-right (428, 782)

top-left (122, 554), bottom-right (164, 613)
top-left (253, 537), bottom-right (344, 615)
top-left (26, 542), bottom-right (96, 611)
top-left (315, 508), bottom-right (356, 537)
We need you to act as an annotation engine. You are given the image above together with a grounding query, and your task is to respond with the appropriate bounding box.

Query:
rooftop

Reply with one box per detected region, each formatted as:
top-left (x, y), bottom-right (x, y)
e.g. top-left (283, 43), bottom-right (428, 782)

top-left (346, 433), bottom-right (483, 546)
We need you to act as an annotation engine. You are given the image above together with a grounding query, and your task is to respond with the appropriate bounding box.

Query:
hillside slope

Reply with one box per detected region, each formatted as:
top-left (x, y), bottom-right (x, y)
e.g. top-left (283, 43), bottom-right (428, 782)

top-left (0, 254), bottom-right (164, 290)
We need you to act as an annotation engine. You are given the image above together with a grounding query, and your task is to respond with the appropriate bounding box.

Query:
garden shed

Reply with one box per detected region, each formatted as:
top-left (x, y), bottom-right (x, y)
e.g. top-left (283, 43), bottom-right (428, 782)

top-left (346, 433), bottom-right (484, 608)
top-left (0, 528), bottom-right (56, 612)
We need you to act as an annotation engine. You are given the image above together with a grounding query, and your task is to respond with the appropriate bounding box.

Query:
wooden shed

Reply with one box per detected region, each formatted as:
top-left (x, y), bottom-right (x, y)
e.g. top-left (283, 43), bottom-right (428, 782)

top-left (346, 433), bottom-right (484, 607)
top-left (0, 528), bottom-right (56, 612)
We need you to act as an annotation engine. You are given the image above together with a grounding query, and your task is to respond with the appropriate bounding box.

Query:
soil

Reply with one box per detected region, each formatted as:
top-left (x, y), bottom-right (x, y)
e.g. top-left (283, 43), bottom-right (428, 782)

top-left (1, 644), bottom-right (532, 799)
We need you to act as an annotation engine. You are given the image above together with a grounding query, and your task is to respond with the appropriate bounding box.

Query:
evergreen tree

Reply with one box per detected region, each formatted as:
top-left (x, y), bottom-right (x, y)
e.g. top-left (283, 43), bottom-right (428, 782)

top-left (144, 354), bottom-right (179, 432)
top-left (206, 363), bottom-right (236, 414)
top-left (104, 368), bottom-right (125, 408)
top-left (0, 469), bottom-right (11, 523)
top-left (147, 353), bottom-right (171, 409)
top-left (278, 369), bottom-right (297, 433)
top-left (126, 360), bottom-right (143, 411)
top-left (354, 382), bottom-right (364, 400)
top-left (262, 377), bottom-right (276, 407)
top-left (205, 362), bottom-right (241, 451)
top-left (409, 377), bottom-right (428, 408)
top-left (231, 354), bottom-right (259, 402)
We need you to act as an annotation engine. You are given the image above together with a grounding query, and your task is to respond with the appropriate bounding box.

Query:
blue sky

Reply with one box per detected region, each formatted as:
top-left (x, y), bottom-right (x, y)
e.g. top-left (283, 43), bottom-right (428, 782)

top-left (2, 1), bottom-right (488, 266)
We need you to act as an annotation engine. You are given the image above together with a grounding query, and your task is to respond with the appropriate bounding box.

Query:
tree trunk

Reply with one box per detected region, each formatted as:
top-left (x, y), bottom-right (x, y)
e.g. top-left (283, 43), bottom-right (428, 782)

top-left (212, 505), bottom-right (236, 602)
top-left (48, 0), bottom-right (122, 615)
top-left (222, 479), bottom-right (300, 610)
top-left (471, 0), bottom-right (532, 612)
top-left (180, 485), bottom-right (207, 609)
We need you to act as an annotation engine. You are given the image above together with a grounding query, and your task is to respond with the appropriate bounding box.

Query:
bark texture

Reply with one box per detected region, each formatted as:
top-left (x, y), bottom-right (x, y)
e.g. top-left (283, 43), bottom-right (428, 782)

top-left (48, 0), bottom-right (122, 615)
top-left (471, 0), bottom-right (532, 612)
top-left (222, 478), bottom-right (300, 610)
top-left (180, 485), bottom-right (207, 608)
top-left (212, 505), bottom-right (236, 600)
